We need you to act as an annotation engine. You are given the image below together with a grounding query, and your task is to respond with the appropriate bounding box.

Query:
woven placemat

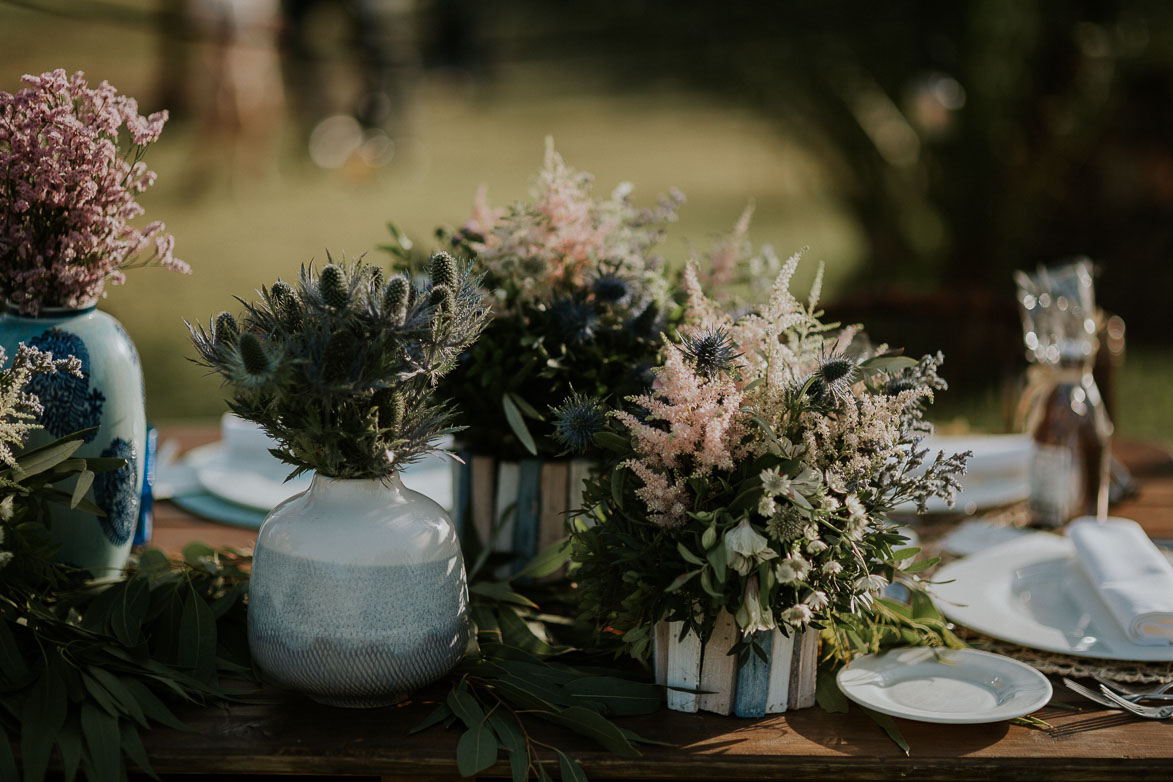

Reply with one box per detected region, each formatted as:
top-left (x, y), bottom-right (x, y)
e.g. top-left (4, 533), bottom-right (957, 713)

top-left (955, 627), bottom-right (1173, 684)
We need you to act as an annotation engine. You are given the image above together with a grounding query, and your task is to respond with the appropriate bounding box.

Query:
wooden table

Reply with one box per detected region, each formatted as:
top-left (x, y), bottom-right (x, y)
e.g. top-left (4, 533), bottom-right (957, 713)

top-left (142, 427), bottom-right (1173, 781)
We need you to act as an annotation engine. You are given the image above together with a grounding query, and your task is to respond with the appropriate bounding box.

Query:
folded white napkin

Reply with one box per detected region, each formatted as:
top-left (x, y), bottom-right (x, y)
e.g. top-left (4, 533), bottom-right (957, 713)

top-left (1068, 516), bottom-right (1173, 646)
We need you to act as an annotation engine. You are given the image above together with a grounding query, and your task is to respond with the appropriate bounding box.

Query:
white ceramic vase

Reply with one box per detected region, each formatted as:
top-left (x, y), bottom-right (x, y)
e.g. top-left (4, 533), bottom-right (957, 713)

top-left (653, 611), bottom-right (819, 716)
top-left (248, 472), bottom-right (469, 708)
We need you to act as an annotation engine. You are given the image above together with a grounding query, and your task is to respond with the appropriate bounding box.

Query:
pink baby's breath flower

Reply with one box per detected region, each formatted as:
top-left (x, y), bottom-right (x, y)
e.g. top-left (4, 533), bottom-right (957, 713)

top-left (0, 69), bottom-right (186, 313)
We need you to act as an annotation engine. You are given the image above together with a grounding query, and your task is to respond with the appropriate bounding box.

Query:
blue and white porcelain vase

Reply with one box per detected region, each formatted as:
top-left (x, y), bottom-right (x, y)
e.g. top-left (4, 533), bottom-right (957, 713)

top-left (248, 472), bottom-right (470, 708)
top-left (0, 304), bottom-right (146, 574)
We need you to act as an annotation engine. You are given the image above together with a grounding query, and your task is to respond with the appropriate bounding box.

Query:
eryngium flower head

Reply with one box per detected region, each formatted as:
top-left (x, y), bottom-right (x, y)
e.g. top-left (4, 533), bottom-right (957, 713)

top-left (592, 273), bottom-right (632, 306)
top-left (319, 263), bottom-right (349, 308)
top-left (680, 328), bottom-right (741, 377)
top-left (235, 332), bottom-right (273, 387)
top-left (429, 251), bottom-right (458, 289)
top-left (429, 284), bottom-right (454, 313)
top-left (214, 312), bottom-right (238, 346)
top-left (549, 297), bottom-right (598, 344)
top-left (375, 388), bottom-right (406, 432)
top-left (551, 393), bottom-right (607, 454)
top-left (383, 276), bottom-right (410, 324)
top-left (366, 264), bottom-right (384, 291)
top-left (807, 355), bottom-right (860, 404)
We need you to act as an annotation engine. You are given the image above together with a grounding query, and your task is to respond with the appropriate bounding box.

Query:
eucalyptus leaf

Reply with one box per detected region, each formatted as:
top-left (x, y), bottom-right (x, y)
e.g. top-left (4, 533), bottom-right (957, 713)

top-left (447, 688), bottom-right (487, 730)
top-left (562, 676), bottom-right (663, 716)
top-left (12, 438), bottom-right (83, 481)
top-left (87, 667), bottom-right (148, 728)
top-left (120, 721), bottom-right (158, 780)
top-left (70, 469), bottom-right (95, 509)
top-left (815, 669), bottom-right (849, 713)
top-left (111, 578), bottom-right (150, 647)
top-left (117, 678), bottom-right (189, 732)
top-left (506, 392), bottom-right (546, 421)
top-left (556, 749), bottom-right (589, 782)
top-left (469, 581), bottom-right (539, 609)
top-left (0, 725), bottom-right (17, 782)
top-left (80, 701), bottom-right (122, 782)
top-left (456, 722), bottom-right (499, 777)
top-left (860, 706), bottom-right (911, 756)
top-left (540, 706), bottom-right (640, 758)
top-left (177, 588), bottom-right (217, 683)
top-left (502, 394), bottom-right (538, 456)
top-left (511, 538), bottom-right (570, 580)
top-left (20, 659), bottom-right (67, 782)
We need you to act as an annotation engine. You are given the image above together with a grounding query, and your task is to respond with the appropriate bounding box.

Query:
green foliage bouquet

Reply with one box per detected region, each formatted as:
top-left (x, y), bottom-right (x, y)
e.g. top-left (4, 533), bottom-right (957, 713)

top-left (432, 139), bottom-right (685, 458)
top-left (572, 254), bottom-right (970, 660)
top-left (190, 253), bottom-right (489, 479)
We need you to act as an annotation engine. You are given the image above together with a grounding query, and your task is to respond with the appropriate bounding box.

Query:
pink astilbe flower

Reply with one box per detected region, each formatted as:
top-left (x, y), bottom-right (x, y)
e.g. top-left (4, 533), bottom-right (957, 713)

top-left (0, 69), bottom-right (188, 314)
top-left (615, 343), bottom-right (755, 527)
top-left (461, 137), bottom-right (683, 315)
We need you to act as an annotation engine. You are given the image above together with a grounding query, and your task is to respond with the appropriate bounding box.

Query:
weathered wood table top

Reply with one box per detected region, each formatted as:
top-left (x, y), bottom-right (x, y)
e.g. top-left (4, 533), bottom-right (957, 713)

top-left (143, 426), bottom-right (1173, 781)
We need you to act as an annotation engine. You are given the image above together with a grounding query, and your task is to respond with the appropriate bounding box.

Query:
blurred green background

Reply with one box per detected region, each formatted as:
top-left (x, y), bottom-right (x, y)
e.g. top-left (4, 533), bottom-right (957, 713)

top-left (2, 0), bottom-right (1170, 446)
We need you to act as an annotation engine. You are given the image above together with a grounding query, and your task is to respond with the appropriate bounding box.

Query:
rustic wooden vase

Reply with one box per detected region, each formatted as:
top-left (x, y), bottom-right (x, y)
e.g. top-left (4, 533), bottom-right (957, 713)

top-left (653, 611), bottom-right (819, 716)
top-left (450, 451), bottom-right (592, 575)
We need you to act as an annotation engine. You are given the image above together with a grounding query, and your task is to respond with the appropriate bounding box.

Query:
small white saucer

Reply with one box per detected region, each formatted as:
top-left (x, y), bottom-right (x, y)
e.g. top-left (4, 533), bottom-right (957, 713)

top-left (189, 443), bottom-right (313, 512)
top-left (836, 647), bottom-right (1053, 724)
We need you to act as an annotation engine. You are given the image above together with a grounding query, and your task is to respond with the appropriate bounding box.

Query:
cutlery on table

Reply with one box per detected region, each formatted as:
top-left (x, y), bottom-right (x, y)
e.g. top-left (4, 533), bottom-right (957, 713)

top-left (1091, 674), bottom-right (1173, 700)
top-left (1063, 677), bottom-right (1123, 709)
top-left (1097, 685), bottom-right (1173, 719)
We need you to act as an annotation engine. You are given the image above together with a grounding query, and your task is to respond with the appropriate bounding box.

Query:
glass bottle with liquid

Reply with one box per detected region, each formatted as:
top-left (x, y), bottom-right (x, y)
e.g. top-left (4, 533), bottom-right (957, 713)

top-left (1016, 260), bottom-right (1114, 527)
top-left (1024, 345), bottom-right (1112, 527)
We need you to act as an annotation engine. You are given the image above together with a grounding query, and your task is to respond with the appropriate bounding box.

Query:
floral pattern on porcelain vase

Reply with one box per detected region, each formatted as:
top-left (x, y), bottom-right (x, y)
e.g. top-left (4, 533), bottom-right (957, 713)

top-left (0, 306), bottom-right (146, 574)
top-left (248, 472), bottom-right (470, 708)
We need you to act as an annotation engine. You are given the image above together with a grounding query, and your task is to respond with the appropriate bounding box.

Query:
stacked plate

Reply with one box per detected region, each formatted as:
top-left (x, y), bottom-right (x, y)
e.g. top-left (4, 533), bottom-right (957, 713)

top-left (898, 433), bottom-right (1034, 515)
top-left (163, 415), bottom-right (453, 528)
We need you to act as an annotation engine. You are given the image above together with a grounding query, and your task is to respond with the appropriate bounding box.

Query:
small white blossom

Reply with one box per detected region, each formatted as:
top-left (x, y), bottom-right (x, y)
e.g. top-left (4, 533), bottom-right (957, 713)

top-left (760, 467), bottom-right (791, 497)
top-left (804, 590), bottom-right (830, 611)
top-left (854, 573), bottom-right (888, 593)
top-left (781, 603), bottom-right (814, 625)
top-left (774, 555), bottom-right (811, 584)
top-left (757, 494), bottom-right (777, 517)
top-left (806, 539), bottom-right (828, 555)
top-left (725, 518), bottom-right (778, 576)
top-left (822, 560), bottom-right (844, 576)
top-left (845, 493), bottom-right (867, 522)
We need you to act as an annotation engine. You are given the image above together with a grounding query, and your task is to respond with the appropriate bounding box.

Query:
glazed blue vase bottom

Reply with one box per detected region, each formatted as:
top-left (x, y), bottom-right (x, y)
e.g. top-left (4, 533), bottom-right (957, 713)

top-left (248, 549), bottom-right (470, 708)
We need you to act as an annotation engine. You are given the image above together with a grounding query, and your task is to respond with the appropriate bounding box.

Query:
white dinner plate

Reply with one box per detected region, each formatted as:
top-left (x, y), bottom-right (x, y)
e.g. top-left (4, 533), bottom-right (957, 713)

top-left (836, 647), bottom-right (1053, 724)
top-left (897, 434), bottom-right (1033, 515)
top-left (187, 443), bottom-right (455, 513)
top-left (190, 443), bottom-right (314, 512)
top-left (933, 533), bottom-right (1173, 662)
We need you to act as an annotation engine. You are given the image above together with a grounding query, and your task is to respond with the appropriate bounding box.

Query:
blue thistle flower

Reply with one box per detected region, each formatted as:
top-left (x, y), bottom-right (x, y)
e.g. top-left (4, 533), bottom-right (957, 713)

top-left (319, 264), bottom-right (349, 308)
top-left (592, 274), bottom-right (632, 306)
top-left (549, 297), bottom-right (599, 344)
top-left (806, 354), bottom-right (860, 404)
top-left (680, 329), bottom-right (741, 377)
top-left (214, 312), bottom-right (238, 346)
top-left (551, 393), bottom-right (607, 454)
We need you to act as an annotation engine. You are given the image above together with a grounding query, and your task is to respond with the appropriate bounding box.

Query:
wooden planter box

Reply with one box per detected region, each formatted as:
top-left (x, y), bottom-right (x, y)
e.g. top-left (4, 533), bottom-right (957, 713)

top-left (653, 611), bottom-right (819, 716)
top-left (450, 452), bottom-right (593, 575)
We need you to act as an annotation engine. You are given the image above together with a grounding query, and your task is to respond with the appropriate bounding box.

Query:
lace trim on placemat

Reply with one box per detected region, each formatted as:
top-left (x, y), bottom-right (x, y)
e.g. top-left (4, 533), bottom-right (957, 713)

top-left (956, 628), bottom-right (1173, 683)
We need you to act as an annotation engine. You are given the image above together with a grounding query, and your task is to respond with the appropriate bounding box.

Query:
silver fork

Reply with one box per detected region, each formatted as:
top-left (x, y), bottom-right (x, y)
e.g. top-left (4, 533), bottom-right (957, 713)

top-left (1098, 685), bottom-right (1173, 719)
top-left (1092, 674), bottom-right (1173, 700)
top-left (1063, 677), bottom-right (1122, 709)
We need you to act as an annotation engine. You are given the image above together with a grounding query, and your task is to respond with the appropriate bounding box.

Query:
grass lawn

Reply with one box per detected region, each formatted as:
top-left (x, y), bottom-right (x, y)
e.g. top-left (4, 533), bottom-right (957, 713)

top-left (2, 5), bottom-right (1170, 450)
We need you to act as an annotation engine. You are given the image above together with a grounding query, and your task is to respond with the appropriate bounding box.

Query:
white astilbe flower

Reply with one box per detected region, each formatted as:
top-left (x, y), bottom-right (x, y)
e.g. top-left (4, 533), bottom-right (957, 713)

top-left (0, 345), bottom-right (83, 467)
top-left (725, 518), bottom-right (778, 575)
